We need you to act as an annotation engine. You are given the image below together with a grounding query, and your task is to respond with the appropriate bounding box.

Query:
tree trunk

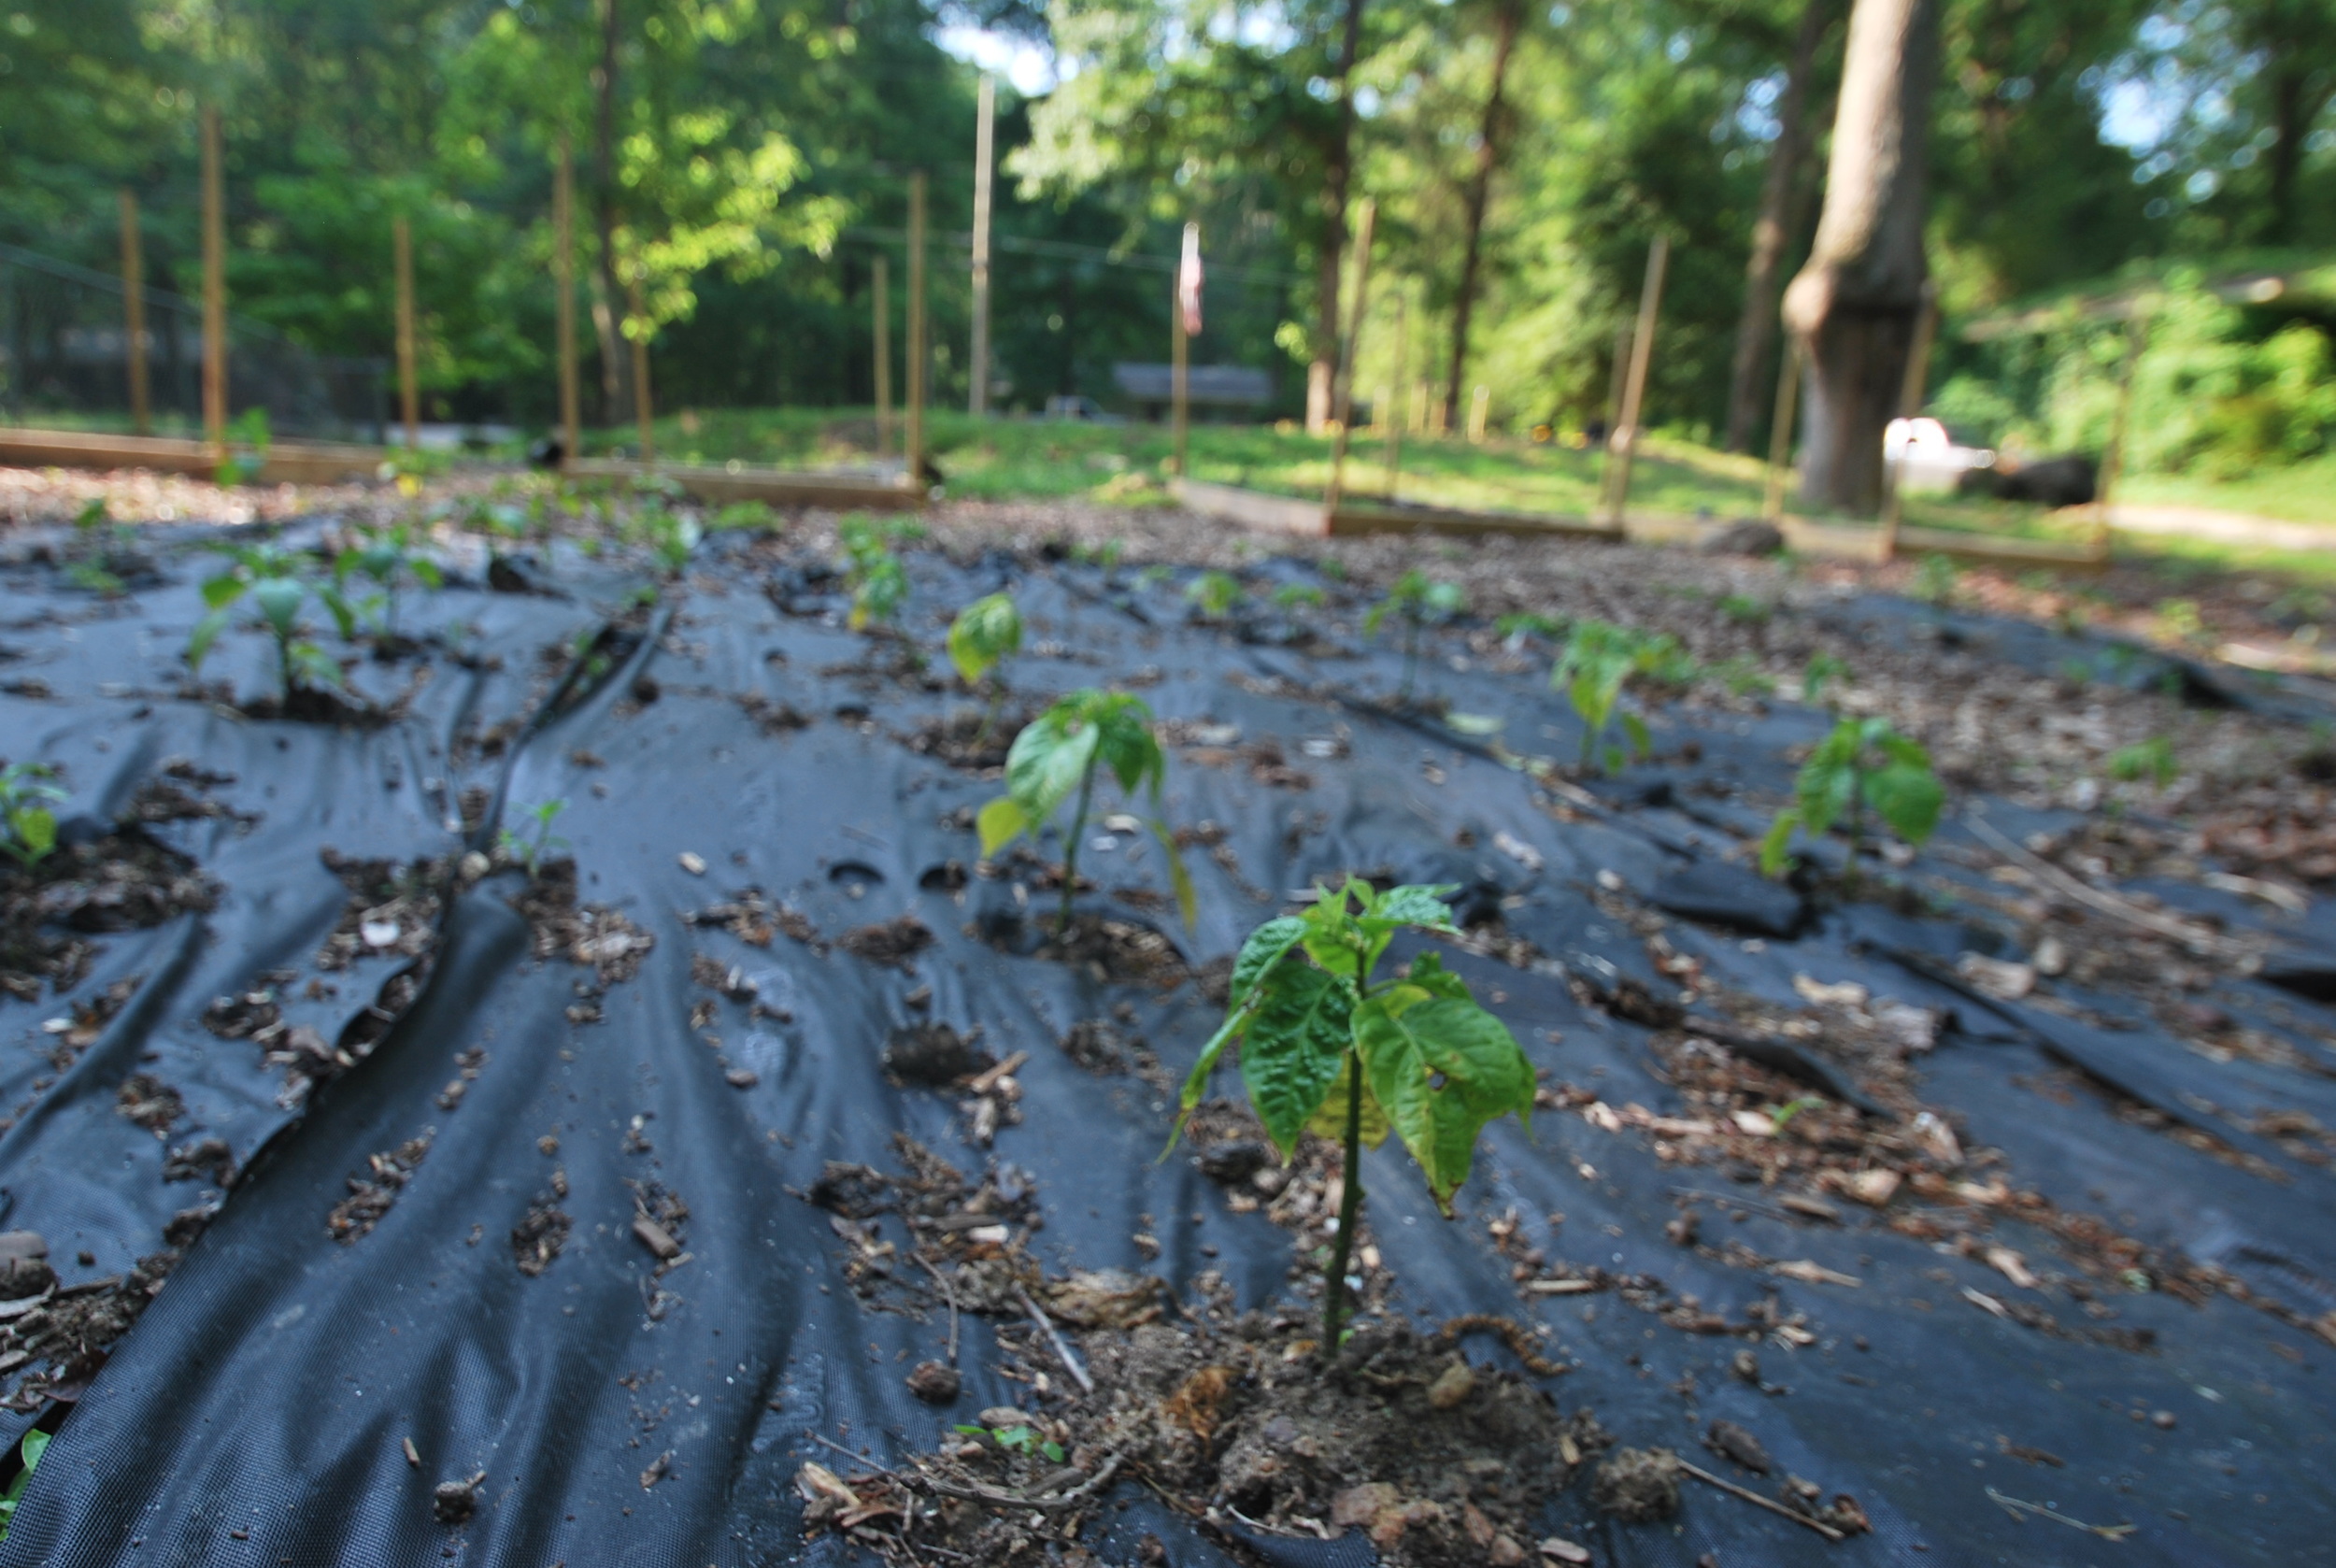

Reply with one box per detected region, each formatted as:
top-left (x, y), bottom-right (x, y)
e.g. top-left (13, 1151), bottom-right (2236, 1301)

top-left (1722, 0), bottom-right (1833, 453)
top-left (2260, 61), bottom-right (2325, 245)
top-left (592, 0), bottom-right (633, 424)
top-left (1782, 0), bottom-right (1940, 515)
top-left (1441, 0), bottom-right (1523, 435)
top-left (1307, 0), bottom-right (1370, 434)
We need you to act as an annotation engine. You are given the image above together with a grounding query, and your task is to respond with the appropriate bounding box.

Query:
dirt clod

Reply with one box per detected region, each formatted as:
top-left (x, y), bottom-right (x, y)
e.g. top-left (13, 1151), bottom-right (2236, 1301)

top-left (433, 1471), bottom-right (486, 1524)
top-left (882, 1022), bottom-right (993, 1086)
top-left (1704, 1418), bottom-right (1772, 1474)
top-left (906, 1361), bottom-right (961, 1403)
top-left (1591, 1447), bottom-right (1681, 1521)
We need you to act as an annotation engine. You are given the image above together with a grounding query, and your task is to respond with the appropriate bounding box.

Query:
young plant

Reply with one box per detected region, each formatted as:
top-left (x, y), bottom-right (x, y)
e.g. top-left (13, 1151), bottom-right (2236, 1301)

top-left (2107, 735), bottom-right (2178, 791)
top-left (66, 498), bottom-right (134, 594)
top-left (1169, 879), bottom-right (1535, 1351)
top-left (1552, 620), bottom-right (1688, 773)
top-left (1802, 652), bottom-right (1852, 706)
top-left (976, 690), bottom-right (1195, 937)
top-left (214, 408), bottom-right (272, 487)
top-left (334, 523), bottom-right (444, 639)
top-left (189, 545), bottom-right (355, 700)
top-left (1185, 570), bottom-right (1245, 620)
top-left (498, 799), bottom-right (569, 876)
top-left (1495, 611), bottom-right (1566, 649)
top-left (837, 517), bottom-right (909, 632)
top-left (1362, 571), bottom-right (1465, 703)
top-left (645, 507), bottom-right (703, 576)
top-left (1909, 553), bottom-right (1959, 610)
top-left (1759, 716), bottom-right (1944, 886)
top-left (1272, 583), bottom-right (1326, 612)
top-left (0, 762), bottom-right (66, 870)
top-left (947, 592), bottom-right (1023, 737)
top-left (0, 1424), bottom-right (50, 1540)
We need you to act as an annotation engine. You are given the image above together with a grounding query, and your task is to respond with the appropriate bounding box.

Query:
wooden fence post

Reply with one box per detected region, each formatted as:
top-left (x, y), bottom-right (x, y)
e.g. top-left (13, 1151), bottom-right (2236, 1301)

top-left (906, 171), bottom-right (927, 488)
top-left (200, 105), bottom-right (227, 460)
top-left (1761, 336), bottom-right (1802, 523)
top-left (873, 252), bottom-right (892, 457)
top-left (1319, 198), bottom-right (1376, 530)
top-left (118, 190), bottom-right (150, 435)
top-left (1467, 383), bottom-right (1489, 444)
top-left (627, 269), bottom-right (653, 464)
top-left (1600, 234), bottom-right (1668, 527)
top-left (553, 137), bottom-right (580, 465)
top-left (968, 76), bottom-right (994, 419)
top-left (394, 216), bottom-right (420, 452)
top-left (1877, 285), bottom-right (1939, 561)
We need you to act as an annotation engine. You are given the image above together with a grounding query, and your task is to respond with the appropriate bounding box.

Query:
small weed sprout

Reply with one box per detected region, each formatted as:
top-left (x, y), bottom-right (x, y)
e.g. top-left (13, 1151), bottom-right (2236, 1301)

top-left (1362, 570), bottom-right (1465, 703)
top-left (1272, 582), bottom-right (1326, 612)
top-left (1909, 553), bottom-right (1959, 609)
top-left (977, 689), bottom-right (1195, 937)
top-left (189, 545), bottom-right (354, 699)
top-left (1167, 879), bottom-right (1535, 1352)
top-left (1759, 716), bottom-right (1944, 886)
top-left (646, 508), bottom-right (703, 576)
top-left (65, 498), bottom-right (134, 594)
top-left (1495, 611), bottom-right (1566, 651)
top-left (1717, 592), bottom-right (1771, 625)
top-left (2107, 735), bottom-right (2178, 790)
top-left (1552, 620), bottom-right (1692, 773)
top-left (0, 763), bottom-right (66, 870)
top-left (334, 523), bottom-right (444, 639)
top-left (947, 592), bottom-right (1023, 738)
top-left (838, 517), bottom-right (910, 632)
top-left (214, 408), bottom-right (272, 486)
top-left (498, 799), bottom-right (569, 876)
top-left (1185, 570), bottom-right (1245, 620)
top-left (956, 1422), bottom-right (1065, 1463)
top-left (0, 1424), bottom-right (51, 1539)
top-left (1802, 652), bottom-right (1852, 706)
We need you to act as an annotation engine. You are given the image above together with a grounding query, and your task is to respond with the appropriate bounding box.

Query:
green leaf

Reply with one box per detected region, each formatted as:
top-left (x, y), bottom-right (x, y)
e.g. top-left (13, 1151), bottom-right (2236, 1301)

top-left (1399, 949), bottom-right (1472, 1001)
top-left (1241, 966), bottom-right (1356, 1157)
top-left (976, 796), bottom-right (1032, 859)
top-left (200, 573), bottom-right (247, 610)
top-left (1353, 988), bottom-right (1535, 1215)
top-left (1356, 883), bottom-right (1460, 971)
top-left (1167, 1001), bottom-right (1255, 1152)
top-left (253, 577), bottom-right (306, 640)
top-left (1621, 712), bottom-right (1652, 759)
top-left (1227, 916), bottom-right (1309, 1010)
top-left (1006, 706), bottom-right (1103, 826)
top-left (411, 559), bottom-right (444, 590)
top-left (1041, 1440), bottom-right (1065, 1463)
top-left (185, 608), bottom-right (231, 672)
top-left (1151, 817), bottom-right (1198, 932)
top-left (1305, 1065), bottom-right (1391, 1147)
top-left (947, 592), bottom-right (1021, 685)
top-left (1759, 810), bottom-right (1802, 877)
top-left (1863, 757), bottom-right (1944, 848)
top-left (5, 807), bottom-right (56, 866)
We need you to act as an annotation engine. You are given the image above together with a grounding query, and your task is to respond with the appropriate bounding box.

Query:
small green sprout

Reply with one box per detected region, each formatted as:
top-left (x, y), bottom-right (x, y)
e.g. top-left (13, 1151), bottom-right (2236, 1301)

top-left (0, 763), bottom-right (66, 870)
top-left (1802, 652), bottom-right (1852, 706)
top-left (1759, 716), bottom-right (1944, 887)
top-left (977, 690), bottom-right (1195, 937)
top-left (189, 545), bottom-right (355, 700)
top-left (1769, 1095), bottom-right (1823, 1133)
top-left (214, 408), bottom-right (272, 486)
top-left (2106, 735), bottom-right (2178, 791)
top-left (1551, 620), bottom-right (1690, 774)
top-left (1168, 879), bottom-right (1535, 1353)
top-left (498, 799), bottom-right (569, 876)
top-left (838, 517), bottom-right (910, 633)
top-left (947, 592), bottom-right (1023, 739)
top-left (0, 1424), bottom-right (51, 1539)
top-left (712, 501), bottom-right (777, 532)
top-left (1185, 571), bottom-right (1245, 620)
top-left (1495, 611), bottom-right (1566, 647)
top-left (1717, 592), bottom-right (1771, 625)
top-left (1363, 571), bottom-right (1466, 703)
top-left (1272, 583), bottom-right (1326, 612)
top-left (334, 523), bottom-right (444, 639)
top-left (1909, 553), bottom-right (1959, 609)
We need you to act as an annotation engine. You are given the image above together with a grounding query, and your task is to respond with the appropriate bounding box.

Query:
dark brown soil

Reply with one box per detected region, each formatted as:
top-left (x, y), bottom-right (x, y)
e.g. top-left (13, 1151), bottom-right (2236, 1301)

top-left (327, 1135), bottom-right (433, 1243)
top-left (0, 831), bottom-right (212, 999)
top-left (903, 704), bottom-right (1037, 771)
top-left (838, 915), bottom-right (934, 969)
top-left (882, 1023), bottom-right (995, 1087)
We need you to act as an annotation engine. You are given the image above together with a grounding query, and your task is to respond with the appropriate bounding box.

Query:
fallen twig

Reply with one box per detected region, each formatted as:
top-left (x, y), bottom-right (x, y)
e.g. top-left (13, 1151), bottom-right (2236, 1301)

top-left (910, 1247), bottom-right (960, 1365)
top-left (1676, 1459), bottom-right (1846, 1542)
top-left (1965, 808), bottom-right (2248, 961)
top-left (1014, 1284), bottom-right (1094, 1394)
top-left (913, 1451), bottom-right (1125, 1513)
top-left (1985, 1486), bottom-right (2136, 1540)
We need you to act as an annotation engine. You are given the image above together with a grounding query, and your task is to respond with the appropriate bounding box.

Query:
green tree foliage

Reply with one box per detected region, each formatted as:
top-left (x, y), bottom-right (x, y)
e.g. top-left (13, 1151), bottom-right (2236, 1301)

top-left (1169, 879), bottom-right (1534, 1348)
top-left (977, 690), bottom-right (1195, 934)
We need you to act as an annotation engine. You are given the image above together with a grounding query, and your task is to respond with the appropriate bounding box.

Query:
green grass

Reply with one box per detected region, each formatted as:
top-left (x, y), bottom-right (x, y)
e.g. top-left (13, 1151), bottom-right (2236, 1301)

top-left (2117, 453), bottom-right (2336, 526)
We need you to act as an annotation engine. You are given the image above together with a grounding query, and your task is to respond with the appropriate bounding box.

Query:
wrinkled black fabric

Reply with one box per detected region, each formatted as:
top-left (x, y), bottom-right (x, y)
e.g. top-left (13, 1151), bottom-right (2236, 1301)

top-left (0, 526), bottom-right (2331, 1566)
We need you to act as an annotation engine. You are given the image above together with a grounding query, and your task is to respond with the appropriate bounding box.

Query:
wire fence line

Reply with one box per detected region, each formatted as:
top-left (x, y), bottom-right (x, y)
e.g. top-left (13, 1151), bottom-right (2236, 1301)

top-left (0, 240), bottom-right (388, 440)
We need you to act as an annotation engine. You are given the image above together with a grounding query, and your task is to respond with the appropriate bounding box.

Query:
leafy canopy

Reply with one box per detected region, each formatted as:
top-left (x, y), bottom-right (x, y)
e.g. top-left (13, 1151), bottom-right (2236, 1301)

top-left (1171, 878), bottom-right (1535, 1217)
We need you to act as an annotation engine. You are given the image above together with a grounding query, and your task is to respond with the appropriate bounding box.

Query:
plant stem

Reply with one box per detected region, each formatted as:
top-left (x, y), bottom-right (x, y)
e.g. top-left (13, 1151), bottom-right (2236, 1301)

top-left (1323, 1046), bottom-right (1366, 1355)
top-left (1059, 755), bottom-right (1098, 938)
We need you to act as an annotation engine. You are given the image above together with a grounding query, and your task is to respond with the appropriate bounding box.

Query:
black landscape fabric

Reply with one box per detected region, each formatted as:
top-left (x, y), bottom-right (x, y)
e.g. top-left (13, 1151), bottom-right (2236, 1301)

top-left (0, 516), bottom-right (2331, 1567)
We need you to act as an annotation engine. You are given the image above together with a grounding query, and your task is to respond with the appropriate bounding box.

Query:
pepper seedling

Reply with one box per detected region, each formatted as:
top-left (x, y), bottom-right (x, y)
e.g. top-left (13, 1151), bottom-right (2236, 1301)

top-left (1551, 620), bottom-right (1693, 775)
top-left (188, 545), bottom-right (355, 700)
top-left (0, 763), bottom-right (66, 870)
top-left (1362, 570), bottom-right (1464, 704)
top-left (1759, 716), bottom-right (1944, 887)
top-left (1185, 570), bottom-right (1245, 621)
top-left (976, 689), bottom-right (1195, 937)
top-left (1168, 879), bottom-right (1535, 1352)
top-left (334, 522), bottom-right (444, 640)
top-left (947, 592), bottom-right (1023, 738)
top-left (836, 517), bottom-right (911, 632)
top-left (498, 799), bottom-right (570, 877)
